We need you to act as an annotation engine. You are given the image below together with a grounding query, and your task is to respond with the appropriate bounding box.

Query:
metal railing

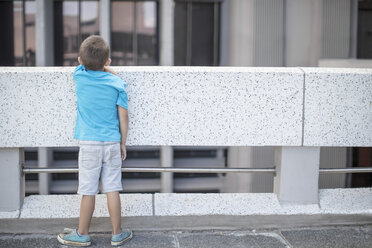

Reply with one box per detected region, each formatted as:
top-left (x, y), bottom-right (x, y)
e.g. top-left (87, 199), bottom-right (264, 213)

top-left (319, 167), bottom-right (372, 174)
top-left (22, 166), bottom-right (372, 174)
top-left (22, 167), bottom-right (276, 174)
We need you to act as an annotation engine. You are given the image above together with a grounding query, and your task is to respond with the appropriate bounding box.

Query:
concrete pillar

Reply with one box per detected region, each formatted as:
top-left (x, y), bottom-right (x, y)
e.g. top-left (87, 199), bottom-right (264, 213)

top-left (274, 146), bottom-right (320, 205)
top-left (222, 0), bottom-right (255, 192)
top-left (224, 0), bottom-right (255, 66)
top-left (284, 0), bottom-right (322, 66)
top-left (36, 0), bottom-right (54, 195)
top-left (38, 147), bottom-right (53, 195)
top-left (159, 0), bottom-right (174, 66)
top-left (0, 148), bottom-right (25, 211)
top-left (159, 0), bottom-right (174, 193)
top-left (160, 146), bottom-right (173, 193)
top-left (100, 0), bottom-right (111, 46)
top-left (36, 0), bottom-right (54, 66)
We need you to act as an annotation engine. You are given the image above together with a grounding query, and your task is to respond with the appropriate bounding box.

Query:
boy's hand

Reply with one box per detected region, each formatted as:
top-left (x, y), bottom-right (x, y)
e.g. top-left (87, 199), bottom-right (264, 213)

top-left (104, 66), bottom-right (118, 76)
top-left (121, 144), bottom-right (127, 160)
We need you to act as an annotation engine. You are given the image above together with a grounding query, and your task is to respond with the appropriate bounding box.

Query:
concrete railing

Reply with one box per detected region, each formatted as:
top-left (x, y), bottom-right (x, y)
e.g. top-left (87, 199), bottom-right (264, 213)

top-left (0, 67), bottom-right (371, 213)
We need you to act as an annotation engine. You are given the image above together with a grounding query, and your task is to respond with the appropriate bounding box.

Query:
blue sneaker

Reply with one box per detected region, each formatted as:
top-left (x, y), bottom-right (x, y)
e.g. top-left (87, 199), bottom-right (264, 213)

top-left (111, 229), bottom-right (133, 246)
top-left (57, 228), bottom-right (91, 247)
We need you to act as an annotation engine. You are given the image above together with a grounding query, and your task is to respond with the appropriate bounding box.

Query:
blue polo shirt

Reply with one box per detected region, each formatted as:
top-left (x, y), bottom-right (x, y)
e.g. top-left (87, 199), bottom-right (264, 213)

top-left (73, 65), bottom-right (128, 142)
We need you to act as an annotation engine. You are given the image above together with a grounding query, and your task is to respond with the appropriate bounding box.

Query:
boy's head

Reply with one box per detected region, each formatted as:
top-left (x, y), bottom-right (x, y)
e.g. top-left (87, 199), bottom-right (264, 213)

top-left (78, 35), bottom-right (110, 71)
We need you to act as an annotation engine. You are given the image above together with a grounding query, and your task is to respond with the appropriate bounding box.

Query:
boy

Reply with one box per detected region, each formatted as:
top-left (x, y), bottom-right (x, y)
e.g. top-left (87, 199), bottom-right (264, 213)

top-left (57, 35), bottom-right (132, 247)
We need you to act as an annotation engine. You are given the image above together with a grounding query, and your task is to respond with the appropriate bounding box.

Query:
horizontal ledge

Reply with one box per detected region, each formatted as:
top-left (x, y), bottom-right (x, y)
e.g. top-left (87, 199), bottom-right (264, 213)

top-left (2, 66), bottom-right (372, 74)
top-left (0, 66), bottom-right (305, 73)
top-left (2, 188), bottom-right (371, 220)
top-left (22, 167), bottom-right (276, 174)
top-left (22, 167), bottom-right (372, 174)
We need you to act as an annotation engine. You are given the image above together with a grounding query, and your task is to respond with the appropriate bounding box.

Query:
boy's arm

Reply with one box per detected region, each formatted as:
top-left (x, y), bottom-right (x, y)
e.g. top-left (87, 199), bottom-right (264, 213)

top-left (104, 66), bottom-right (118, 76)
top-left (118, 106), bottom-right (129, 160)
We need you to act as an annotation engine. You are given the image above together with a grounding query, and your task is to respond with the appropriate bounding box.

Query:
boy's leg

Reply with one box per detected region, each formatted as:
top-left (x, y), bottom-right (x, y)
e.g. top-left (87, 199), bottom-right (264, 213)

top-left (102, 142), bottom-right (132, 246)
top-left (57, 195), bottom-right (95, 246)
top-left (107, 191), bottom-right (132, 246)
top-left (106, 191), bottom-right (121, 235)
top-left (101, 142), bottom-right (123, 234)
top-left (78, 195), bottom-right (96, 235)
top-left (77, 141), bottom-right (103, 235)
top-left (57, 141), bottom-right (102, 246)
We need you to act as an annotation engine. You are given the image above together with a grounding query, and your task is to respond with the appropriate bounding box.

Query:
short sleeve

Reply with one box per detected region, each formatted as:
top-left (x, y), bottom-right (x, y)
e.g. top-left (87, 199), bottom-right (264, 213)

top-left (116, 82), bottom-right (128, 109)
top-left (73, 64), bottom-right (84, 79)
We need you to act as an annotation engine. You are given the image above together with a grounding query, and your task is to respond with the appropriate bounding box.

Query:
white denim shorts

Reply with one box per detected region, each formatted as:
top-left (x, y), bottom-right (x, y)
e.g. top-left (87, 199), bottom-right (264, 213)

top-left (77, 140), bottom-right (123, 195)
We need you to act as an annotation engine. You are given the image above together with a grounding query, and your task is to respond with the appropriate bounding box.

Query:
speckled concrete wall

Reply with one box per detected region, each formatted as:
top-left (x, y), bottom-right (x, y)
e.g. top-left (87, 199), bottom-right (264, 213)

top-left (303, 68), bottom-right (372, 146)
top-left (0, 67), bottom-right (76, 147)
top-left (0, 67), bottom-right (371, 147)
top-left (0, 67), bottom-right (304, 147)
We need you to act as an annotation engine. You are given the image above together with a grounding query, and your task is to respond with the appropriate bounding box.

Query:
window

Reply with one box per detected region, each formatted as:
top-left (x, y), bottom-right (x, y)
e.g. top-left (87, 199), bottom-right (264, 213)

top-left (357, 0), bottom-right (372, 58)
top-left (0, 0), bottom-right (36, 66)
top-left (174, 0), bottom-right (221, 66)
top-left (111, 0), bottom-right (159, 66)
top-left (54, 0), bottom-right (100, 66)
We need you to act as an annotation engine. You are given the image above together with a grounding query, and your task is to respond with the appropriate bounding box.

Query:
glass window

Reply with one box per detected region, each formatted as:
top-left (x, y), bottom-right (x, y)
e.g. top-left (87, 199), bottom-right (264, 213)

top-left (174, 1), bottom-right (220, 66)
top-left (111, 0), bottom-right (159, 66)
top-left (136, 2), bottom-right (158, 65)
top-left (357, 1), bottom-right (372, 58)
top-left (62, 1), bottom-right (79, 66)
top-left (0, 0), bottom-right (36, 66)
top-left (111, 1), bottom-right (134, 65)
top-left (81, 1), bottom-right (100, 40)
top-left (174, 2), bottom-right (187, 66)
top-left (54, 0), bottom-right (100, 66)
top-left (14, 1), bottom-right (24, 66)
top-left (24, 1), bottom-right (36, 66)
top-left (191, 3), bottom-right (215, 66)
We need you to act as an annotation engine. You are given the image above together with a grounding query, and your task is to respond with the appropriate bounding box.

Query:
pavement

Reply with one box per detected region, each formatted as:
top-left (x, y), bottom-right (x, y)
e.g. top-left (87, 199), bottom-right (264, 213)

top-left (1, 225), bottom-right (372, 248)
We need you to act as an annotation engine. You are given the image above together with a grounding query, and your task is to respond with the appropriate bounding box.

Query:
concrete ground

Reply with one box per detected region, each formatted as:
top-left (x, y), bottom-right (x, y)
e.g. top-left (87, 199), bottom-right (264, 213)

top-left (1, 225), bottom-right (372, 248)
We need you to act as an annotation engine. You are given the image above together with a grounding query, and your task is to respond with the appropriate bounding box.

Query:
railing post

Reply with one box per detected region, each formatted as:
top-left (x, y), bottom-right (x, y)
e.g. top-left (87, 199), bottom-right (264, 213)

top-left (160, 146), bottom-right (173, 193)
top-left (38, 147), bottom-right (52, 195)
top-left (0, 148), bottom-right (25, 211)
top-left (274, 146), bottom-right (320, 205)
